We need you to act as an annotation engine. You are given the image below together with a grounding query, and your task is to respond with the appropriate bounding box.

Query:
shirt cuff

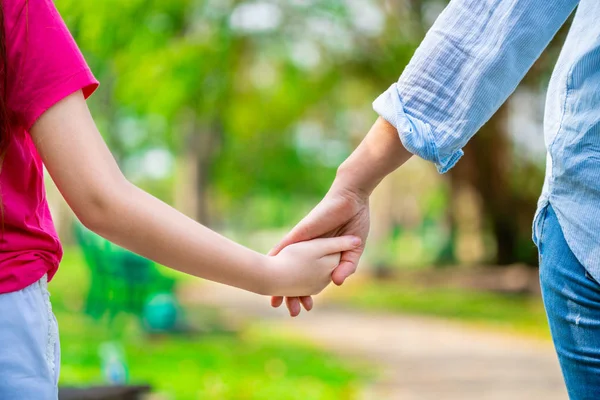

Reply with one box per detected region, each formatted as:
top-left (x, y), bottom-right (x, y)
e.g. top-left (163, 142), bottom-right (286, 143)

top-left (372, 83), bottom-right (463, 174)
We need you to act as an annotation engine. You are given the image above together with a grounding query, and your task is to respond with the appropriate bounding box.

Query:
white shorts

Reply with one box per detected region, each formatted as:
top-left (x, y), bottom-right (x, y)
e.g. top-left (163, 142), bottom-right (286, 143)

top-left (0, 275), bottom-right (60, 399)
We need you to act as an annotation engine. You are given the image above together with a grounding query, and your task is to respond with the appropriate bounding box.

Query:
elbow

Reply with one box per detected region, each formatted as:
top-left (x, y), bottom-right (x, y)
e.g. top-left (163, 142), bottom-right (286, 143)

top-left (76, 202), bottom-right (110, 236)
top-left (73, 176), bottom-right (132, 236)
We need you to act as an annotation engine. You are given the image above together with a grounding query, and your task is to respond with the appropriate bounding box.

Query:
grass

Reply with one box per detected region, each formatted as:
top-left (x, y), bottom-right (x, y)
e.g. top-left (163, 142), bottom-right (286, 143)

top-left (328, 278), bottom-right (552, 340)
top-left (52, 248), bottom-right (365, 400)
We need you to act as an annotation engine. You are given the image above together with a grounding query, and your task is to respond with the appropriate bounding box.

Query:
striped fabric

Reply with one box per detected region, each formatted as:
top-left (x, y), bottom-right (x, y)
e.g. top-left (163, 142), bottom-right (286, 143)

top-left (373, 0), bottom-right (600, 280)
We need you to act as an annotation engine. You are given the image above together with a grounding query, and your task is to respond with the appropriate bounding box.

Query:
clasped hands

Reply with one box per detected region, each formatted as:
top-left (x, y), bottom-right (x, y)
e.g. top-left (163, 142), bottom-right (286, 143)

top-left (267, 117), bottom-right (406, 316)
top-left (268, 178), bottom-right (370, 317)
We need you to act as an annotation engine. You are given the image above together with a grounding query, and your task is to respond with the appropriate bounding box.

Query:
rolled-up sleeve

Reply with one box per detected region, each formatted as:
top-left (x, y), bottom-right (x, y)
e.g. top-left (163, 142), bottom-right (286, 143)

top-left (373, 0), bottom-right (579, 173)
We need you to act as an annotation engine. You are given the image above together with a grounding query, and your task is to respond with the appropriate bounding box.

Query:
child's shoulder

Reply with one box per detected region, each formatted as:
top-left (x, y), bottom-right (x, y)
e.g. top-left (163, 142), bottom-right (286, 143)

top-left (3, 0), bottom-right (56, 27)
top-left (2, 0), bottom-right (28, 17)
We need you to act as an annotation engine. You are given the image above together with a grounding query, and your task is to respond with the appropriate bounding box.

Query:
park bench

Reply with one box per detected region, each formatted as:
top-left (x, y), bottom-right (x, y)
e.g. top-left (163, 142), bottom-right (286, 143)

top-left (74, 223), bottom-right (179, 331)
top-left (59, 385), bottom-right (151, 400)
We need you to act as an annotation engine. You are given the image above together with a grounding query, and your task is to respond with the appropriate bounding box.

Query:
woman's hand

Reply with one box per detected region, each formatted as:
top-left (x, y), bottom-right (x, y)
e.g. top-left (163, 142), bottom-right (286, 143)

top-left (269, 117), bottom-right (410, 316)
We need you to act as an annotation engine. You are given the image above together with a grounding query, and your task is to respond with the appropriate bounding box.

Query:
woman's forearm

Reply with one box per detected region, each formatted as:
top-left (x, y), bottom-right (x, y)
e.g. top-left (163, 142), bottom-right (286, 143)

top-left (335, 117), bottom-right (412, 195)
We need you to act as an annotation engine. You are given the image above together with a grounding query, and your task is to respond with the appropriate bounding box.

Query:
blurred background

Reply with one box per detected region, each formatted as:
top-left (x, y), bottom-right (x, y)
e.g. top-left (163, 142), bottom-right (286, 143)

top-left (47, 0), bottom-right (572, 399)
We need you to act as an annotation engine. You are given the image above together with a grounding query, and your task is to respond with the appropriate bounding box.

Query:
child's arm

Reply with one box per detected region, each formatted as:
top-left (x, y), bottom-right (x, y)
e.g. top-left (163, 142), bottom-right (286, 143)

top-left (31, 91), bottom-right (361, 296)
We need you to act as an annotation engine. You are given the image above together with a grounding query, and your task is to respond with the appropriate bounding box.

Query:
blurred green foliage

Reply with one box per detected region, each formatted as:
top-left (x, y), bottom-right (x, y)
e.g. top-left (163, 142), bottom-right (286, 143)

top-left (55, 0), bottom-right (420, 228)
top-left (50, 0), bottom-right (567, 273)
top-left (45, 1), bottom-right (559, 396)
top-left (53, 0), bottom-right (554, 266)
top-left (54, 248), bottom-right (367, 399)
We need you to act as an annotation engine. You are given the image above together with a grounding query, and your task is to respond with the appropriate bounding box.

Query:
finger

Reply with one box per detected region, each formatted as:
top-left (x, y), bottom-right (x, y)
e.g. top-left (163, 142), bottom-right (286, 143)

top-left (300, 296), bottom-right (313, 311)
top-left (331, 248), bottom-right (361, 285)
top-left (269, 200), bottom-right (345, 256)
top-left (271, 296), bottom-right (284, 308)
top-left (269, 227), bottom-right (313, 257)
top-left (268, 244), bottom-right (285, 257)
top-left (286, 297), bottom-right (302, 317)
top-left (269, 219), bottom-right (318, 257)
top-left (312, 235), bottom-right (361, 256)
top-left (332, 260), bottom-right (357, 285)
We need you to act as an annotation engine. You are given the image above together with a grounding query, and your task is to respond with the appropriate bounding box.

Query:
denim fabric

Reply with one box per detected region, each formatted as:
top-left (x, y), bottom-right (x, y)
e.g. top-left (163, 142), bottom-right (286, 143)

top-left (373, 0), bottom-right (600, 282)
top-left (539, 204), bottom-right (600, 400)
top-left (0, 275), bottom-right (60, 399)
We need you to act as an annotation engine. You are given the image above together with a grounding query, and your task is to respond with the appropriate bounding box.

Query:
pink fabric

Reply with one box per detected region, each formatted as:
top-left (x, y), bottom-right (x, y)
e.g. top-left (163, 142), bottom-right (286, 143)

top-left (0, 0), bottom-right (98, 293)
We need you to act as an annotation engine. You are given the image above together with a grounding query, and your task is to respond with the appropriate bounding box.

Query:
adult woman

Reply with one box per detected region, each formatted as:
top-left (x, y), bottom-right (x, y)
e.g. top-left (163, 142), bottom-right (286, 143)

top-left (273, 1), bottom-right (600, 397)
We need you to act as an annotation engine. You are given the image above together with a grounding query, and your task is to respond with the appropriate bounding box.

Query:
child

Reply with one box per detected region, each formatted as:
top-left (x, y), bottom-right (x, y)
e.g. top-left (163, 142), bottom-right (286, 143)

top-left (0, 0), bottom-right (361, 397)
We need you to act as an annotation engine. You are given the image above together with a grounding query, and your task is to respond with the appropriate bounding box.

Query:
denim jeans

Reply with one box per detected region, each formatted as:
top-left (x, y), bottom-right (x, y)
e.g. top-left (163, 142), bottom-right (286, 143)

top-left (0, 275), bottom-right (60, 399)
top-left (538, 204), bottom-right (600, 399)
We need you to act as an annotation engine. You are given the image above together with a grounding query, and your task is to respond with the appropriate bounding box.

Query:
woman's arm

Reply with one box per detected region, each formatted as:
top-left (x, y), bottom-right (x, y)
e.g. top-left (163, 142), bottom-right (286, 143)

top-left (335, 118), bottom-right (411, 195)
top-left (269, 118), bottom-right (408, 315)
top-left (31, 91), bottom-right (361, 297)
top-left (374, 0), bottom-right (578, 173)
top-left (271, 0), bottom-right (579, 316)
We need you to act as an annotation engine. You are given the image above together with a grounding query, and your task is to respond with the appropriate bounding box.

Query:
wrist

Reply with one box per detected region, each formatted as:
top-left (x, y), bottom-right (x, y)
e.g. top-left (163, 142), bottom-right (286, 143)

top-left (335, 117), bottom-right (409, 196)
top-left (243, 252), bottom-right (278, 296)
top-left (257, 255), bottom-right (287, 296)
top-left (334, 160), bottom-right (377, 197)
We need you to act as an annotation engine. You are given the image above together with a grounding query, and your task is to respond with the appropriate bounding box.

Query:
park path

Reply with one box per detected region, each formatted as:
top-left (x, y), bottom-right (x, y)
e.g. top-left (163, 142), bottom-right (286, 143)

top-left (181, 282), bottom-right (568, 400)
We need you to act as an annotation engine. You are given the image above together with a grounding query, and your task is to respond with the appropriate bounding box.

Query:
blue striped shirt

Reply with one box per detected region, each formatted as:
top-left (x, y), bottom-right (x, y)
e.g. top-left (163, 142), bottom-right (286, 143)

top-left (373, 0), bottom-right (600, 278)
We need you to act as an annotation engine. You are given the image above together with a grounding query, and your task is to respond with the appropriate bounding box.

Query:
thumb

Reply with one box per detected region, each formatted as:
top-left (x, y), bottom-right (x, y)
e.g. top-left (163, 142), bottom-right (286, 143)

top-left (269, 225), bottom-right (313, 257)
top-left (311, 235), bottom-right (362, 256)
top-left (269, 202), bottom-right (339, 256)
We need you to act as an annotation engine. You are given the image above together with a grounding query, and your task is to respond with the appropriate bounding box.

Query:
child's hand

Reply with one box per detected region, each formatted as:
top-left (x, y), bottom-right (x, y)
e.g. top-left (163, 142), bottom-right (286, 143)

top-left (265, 236), bottom-right (361, 297)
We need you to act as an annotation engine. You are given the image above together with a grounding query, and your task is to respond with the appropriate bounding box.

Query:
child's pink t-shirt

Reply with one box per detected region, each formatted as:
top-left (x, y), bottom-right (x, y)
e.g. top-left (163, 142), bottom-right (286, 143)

top-left (0, 0), bottom-right (98, 293)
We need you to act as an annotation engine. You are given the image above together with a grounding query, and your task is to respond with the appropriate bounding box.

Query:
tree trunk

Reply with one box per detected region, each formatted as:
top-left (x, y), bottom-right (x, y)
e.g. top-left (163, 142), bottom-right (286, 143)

top-left (449, 104), bottom-right (521, 265)
top-left (471, 104), bottom-right (517, 264)
top-left (193, 120), bottom-right (222, 226)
